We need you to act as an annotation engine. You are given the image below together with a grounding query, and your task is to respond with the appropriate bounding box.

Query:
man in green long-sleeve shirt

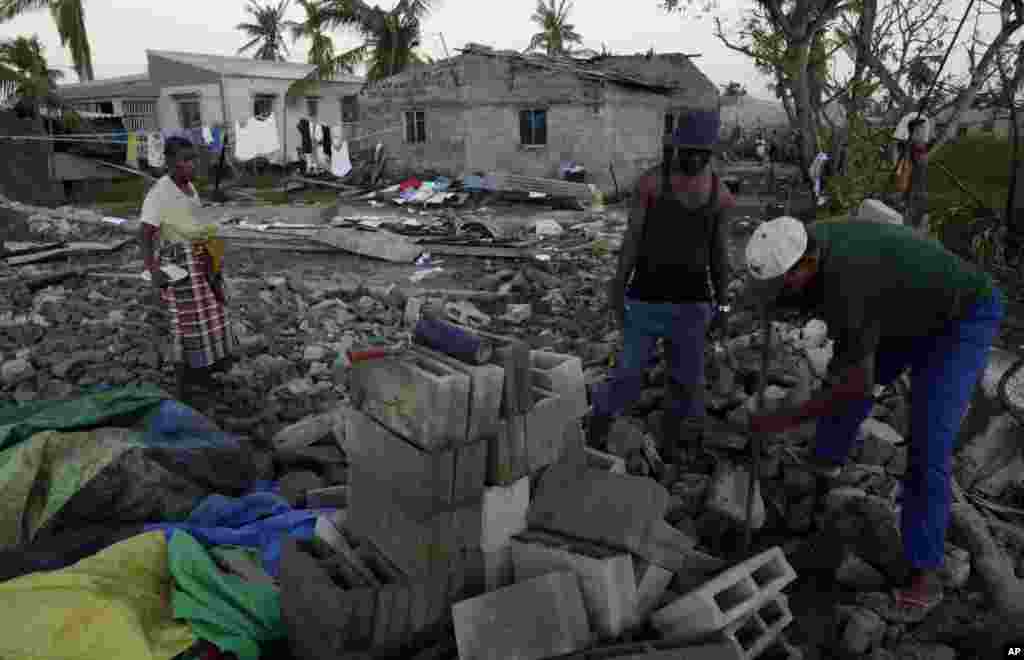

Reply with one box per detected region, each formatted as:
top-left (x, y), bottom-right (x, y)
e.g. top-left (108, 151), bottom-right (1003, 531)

top-left (744, 216), bottom-right (1004, 619)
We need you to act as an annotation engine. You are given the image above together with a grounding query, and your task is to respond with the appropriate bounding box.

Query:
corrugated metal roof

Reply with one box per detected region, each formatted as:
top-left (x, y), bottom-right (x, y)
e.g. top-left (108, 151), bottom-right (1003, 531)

top-left (457, 44), bottom-right (679, 93)
top-left (147, 50), bottom-right (362, 83)
top-left (58, 74), bottom-right (158, 100)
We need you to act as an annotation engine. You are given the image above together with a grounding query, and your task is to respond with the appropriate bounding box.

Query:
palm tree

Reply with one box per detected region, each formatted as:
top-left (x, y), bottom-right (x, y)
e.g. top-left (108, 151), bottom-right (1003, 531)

top-left (526, 0), bottom-right (582, 57)
top-left (0, 34), bottom-right (63, 117)
top-left (287, 0), bottom-right (336, 75)
top-left (288, 0), bottom-right (432, 95)
top-left (0, 0), bottom-right (94, 81)
top-left (237, 0), bottom-right (293, 61)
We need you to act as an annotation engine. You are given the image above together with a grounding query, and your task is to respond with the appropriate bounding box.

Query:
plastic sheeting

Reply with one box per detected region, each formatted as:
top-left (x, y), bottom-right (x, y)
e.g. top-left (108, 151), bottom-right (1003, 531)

top-left (0, 531), bottom-right (195, 660)
top-left (168, 531), bottom-right (284, 660)
top-left (0, 383), bottom-right (167, 451)
top-left (145, 488), bottom-right (335, 577)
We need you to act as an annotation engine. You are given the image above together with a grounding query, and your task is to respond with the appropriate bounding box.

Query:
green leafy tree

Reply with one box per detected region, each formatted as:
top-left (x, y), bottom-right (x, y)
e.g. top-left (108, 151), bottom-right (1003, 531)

top-left (237, 0), bottom-right (294, 61)
top-left (289, 0), bottom-right (434, 97)
top-left (0, 0), bottom-right (94, 81)
top-left (526, 0), bottom-right (583, 56)
top-left (0, 34), bottom-right (64, 117)
top-left (287, 0), bottom-right (337, 74)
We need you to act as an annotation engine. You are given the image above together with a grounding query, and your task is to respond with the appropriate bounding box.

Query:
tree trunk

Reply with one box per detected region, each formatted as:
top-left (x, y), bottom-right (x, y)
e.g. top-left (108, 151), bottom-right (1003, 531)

top-left (790, 42), bottom-right (819, 192)
top-left (1010, 107), bottom-right (1024, 253)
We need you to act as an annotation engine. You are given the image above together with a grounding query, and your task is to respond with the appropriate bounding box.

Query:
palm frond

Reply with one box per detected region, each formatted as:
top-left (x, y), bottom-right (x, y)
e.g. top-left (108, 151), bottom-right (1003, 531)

top-left (0, 0), bottom-right (49, 22)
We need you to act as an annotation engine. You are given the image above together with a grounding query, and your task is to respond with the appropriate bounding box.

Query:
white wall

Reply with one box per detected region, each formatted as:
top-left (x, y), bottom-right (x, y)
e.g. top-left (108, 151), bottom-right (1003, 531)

top-left (223, 77), bottom-right (361, 164)
top-left (157, 83), bottom-right (223, 131)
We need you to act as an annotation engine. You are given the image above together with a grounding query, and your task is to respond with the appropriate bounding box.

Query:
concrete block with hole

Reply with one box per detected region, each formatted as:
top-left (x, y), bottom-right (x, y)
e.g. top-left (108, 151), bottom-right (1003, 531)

top-left (412, 345), bottom-right (504, 445)
top-left (510, 536), bottom-right (636, 639)
top-left (650, 546), bottom-right (796, 641)
top-left (452, 570), bottom-right (593, 660)
top-left (717, 594), bottom-right (793, 660)
top-left (348, 353), bottom-right (470, 450)
top-left (489, 414), bottom-right (528, 485)
top-left (525, 387), bottom-right (573, 472)
top-left (530, 350), bottom-right (588, 419)
top-left (340, 405), bottom-right (486, 518)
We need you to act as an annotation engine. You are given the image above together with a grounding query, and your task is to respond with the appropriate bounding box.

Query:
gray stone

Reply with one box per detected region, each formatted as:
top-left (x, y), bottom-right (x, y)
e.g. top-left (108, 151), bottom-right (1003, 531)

top-left (893, 643), bottom-right (956, 660)
top-left (786, 494), bottom-right (815, 533)
top-left (279, 471), bottom-right (325, 508)
top-left (303, 345), bottom-right (327, 362)
top-left (856, 418), bottom-right (903, 466)
top-left (783, 463), bottom-right (817, 494)
top-left (835, 553), bottom-right (887, 591)
top-left (706, 459), bottom-right (765, 530)
top-left (1, 358), bottom-right (34, 387)
top-left (836, 605), bottom-right (885, 655)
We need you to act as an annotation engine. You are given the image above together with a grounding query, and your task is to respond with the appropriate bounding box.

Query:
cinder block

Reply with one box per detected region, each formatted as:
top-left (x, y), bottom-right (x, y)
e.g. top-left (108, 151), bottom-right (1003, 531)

top-left (528, 464), bottom-right (702, 570)
top-left (347, 464), bottom-right (485, 578)
top-left (633, 560), bottom-right (673, 626)
top-left (495, 341), bottom-right (533, 416)
top-left (480, 476), bottom-right (530, 552)
top-left (349, 353), bottom-right (470, 450)
top-left (452, 571), bottom-right (593, 660)
top-left (530, 350), bottom-right (588, 419)
top-left (489, 414), bottom-right (528, 485)
top-left (556, 640), bottom-right (743, 660)
top-left (341, 406), bottom-right (486, 519)
top-left (525, 387), bottom-right (573, 473)
top-left (650, 547), bottom-right (797, 642)
top-left (510, 537), bottom-right (637, 639)
top-left (307, 485), bottom-right (349, 509)
top-left (718, 594), bottom-right (793, 660)
top-left (412, 345), bottom-right (504, 444)
top-left (586, 446), bottom-right (627, 473)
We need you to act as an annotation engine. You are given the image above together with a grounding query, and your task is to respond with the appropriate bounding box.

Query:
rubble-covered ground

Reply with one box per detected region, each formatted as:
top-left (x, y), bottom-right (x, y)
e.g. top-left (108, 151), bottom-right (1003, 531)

top-left (2, 165), bottom-right (1024, 659)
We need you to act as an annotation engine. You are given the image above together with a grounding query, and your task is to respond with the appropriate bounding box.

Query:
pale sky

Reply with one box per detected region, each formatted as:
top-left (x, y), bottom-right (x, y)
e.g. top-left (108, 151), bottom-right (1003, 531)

top-left (0, 0), bottom-right (778, 96)
top-left (0, 0), bottom-right (988, 100)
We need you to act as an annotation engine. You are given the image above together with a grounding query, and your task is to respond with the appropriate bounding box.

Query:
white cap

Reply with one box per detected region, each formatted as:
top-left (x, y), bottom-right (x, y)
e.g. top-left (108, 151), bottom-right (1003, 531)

top-left (745, 216), bottom-right (808, 281)
top-left (894, 113), bottom-right (932, 142)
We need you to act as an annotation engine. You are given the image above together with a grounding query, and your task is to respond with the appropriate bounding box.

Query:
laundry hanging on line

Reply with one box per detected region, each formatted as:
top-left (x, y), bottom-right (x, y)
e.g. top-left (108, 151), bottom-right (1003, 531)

top-left (331, 140), bottom-right (351, 179)
top-left (234, 113), bottom-right (280, 162)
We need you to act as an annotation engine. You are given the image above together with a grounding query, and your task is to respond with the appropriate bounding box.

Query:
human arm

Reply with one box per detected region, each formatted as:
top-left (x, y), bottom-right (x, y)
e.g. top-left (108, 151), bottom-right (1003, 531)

top-left (139, 187), bottom-right (168, 289)
top-left (751, 317), bottom-right (880, 432)
top-left (608, 177), bottom-right (651, 323)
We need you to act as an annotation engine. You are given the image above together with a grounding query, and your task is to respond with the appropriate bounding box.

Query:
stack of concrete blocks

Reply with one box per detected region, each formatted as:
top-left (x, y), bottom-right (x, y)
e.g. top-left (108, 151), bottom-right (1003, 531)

top-left (339, 342), bottom-right (536, 632)
top-left (280, 519), bottom-right (486, 658)
top-left (489, 347), bottom-right (588, 487)
top-left (650, 547), bottom-right (797, 659)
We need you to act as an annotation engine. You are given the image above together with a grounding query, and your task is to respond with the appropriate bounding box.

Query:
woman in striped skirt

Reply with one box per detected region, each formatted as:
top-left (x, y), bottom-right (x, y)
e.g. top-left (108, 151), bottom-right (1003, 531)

top-left (140, 136), bottom-right (235, 404)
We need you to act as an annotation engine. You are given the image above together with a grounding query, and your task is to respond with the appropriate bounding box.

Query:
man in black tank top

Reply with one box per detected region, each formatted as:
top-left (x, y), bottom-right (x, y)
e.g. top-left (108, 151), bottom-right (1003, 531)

top-left (589, 108), bottom-right (735, 477)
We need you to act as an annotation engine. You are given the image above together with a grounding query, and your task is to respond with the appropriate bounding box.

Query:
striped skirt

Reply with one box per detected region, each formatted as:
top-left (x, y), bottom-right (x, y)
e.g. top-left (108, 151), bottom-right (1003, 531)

top-left (160, 242), bottom-right (235, 369)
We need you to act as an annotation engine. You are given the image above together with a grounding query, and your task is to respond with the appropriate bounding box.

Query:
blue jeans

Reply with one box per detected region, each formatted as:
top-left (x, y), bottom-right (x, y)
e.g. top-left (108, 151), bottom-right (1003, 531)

top-left (815, 291), bottom-right (1005, 570)
top-left (592, 299), bottom-right (712, 420)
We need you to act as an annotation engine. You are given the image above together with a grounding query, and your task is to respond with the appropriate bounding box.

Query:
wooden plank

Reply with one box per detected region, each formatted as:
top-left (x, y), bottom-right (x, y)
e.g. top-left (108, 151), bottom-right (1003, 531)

top-left (314, 227), bottom-right (423, 263)
top-left (422, 243), bottom-right (534, 259)
top-left (5, 240), bottom-right (133, 266)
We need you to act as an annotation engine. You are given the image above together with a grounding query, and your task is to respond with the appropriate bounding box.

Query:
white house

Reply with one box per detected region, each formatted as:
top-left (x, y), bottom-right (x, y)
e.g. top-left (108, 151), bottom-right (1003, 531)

top-left (58, 50), bottom-right (365, 165)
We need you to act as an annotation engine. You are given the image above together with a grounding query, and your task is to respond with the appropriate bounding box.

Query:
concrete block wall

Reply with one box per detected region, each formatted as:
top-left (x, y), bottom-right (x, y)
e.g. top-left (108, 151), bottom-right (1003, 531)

top-left (0, 112), bottom-right (63, 205)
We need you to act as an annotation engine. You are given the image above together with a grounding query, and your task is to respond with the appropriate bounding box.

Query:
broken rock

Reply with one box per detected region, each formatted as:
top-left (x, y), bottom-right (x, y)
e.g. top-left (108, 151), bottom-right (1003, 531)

top-left (835, 553), bottom-right (887, 591)
top-left (856, 418), bottom-right (903, 466)
top-left (706, 460), bottom-right (765, 530)
top-left (835, 605), bottom-right (885, 655)
top-left (279, 471), bottom-right (325, 508)
top-left (272, 413), bottom-right (335, 450)
top-left (1, 358), bottom-right (34, 387)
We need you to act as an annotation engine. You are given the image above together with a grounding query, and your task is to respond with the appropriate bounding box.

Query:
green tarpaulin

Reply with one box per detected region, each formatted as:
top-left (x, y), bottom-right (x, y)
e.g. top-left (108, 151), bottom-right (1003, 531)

top-left (168, 531), bottom-right (284, 660)
top-left (0, 384), bottom-right (167, 452)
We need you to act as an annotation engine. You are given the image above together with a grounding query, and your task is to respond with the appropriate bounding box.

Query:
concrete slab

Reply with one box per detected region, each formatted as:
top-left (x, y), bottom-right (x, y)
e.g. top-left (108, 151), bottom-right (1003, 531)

top-left (349, 354), bottom-right (470, 451)
top-left (510, 538), bottom-right (637, 639)
top-left (340, 405), bottom-right (485, 518)
top-left (453, 571), bottom-right (593, 660)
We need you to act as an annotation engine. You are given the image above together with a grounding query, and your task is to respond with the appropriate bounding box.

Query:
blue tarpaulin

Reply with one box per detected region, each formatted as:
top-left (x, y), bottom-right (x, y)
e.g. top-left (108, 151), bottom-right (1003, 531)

top-left (145, 487), bottom-right (336, 577)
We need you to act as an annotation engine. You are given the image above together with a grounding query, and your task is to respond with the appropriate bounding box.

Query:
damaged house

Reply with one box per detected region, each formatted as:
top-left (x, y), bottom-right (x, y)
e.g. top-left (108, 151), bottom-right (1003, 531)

top-left (354, 44), bottom-right (719, 192)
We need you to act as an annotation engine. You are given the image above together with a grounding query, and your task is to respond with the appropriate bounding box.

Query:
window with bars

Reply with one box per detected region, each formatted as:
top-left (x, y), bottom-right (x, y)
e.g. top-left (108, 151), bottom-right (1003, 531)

top-left (306, 97), bottom-right (319, 120)
top-left (177, 98), bottom-right (202, 129)
top-left (342, 95), bottom-right (359, 123)
top-left (405, 110), bottom-right (426, 143)
top-left (254, 94), bottom-right (275, 119)
top-left (520, 109), bottom-right (547, 146)
top-left (124, 100), bottom-right (156, 131)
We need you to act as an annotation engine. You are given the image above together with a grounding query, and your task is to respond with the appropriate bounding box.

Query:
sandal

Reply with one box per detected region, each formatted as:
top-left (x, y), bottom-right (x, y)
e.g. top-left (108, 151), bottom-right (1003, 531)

top-left (855, 589), bottom-right (944, 624)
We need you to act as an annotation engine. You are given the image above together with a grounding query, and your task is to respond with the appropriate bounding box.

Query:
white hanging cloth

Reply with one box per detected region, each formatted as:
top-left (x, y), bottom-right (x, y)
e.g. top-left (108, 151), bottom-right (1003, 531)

top-left (147, 132), bottom-right (165, 168)
top-left (234, 112), bottom-right (281, 161)
top-left (331, 140), bottom-right (352, 178)
top-left (202, 126), bottom-right (213, 145)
